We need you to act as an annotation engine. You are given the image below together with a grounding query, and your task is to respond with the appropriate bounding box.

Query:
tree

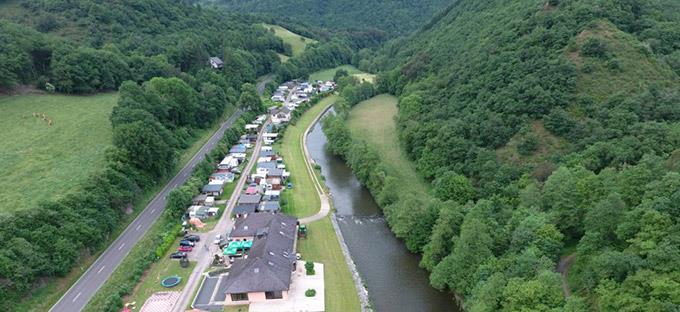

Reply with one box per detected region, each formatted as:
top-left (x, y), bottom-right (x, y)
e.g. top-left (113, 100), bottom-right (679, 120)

top-left (238, 83), bottom-right (264, 113)
top-left (430, 216), bottom-right (494, 295)
top-left (500, 271), bottom-right (565, 311)
top-left (112, 120), bottom-right (176, 180)
top-left (433, 171), bottom-right (475, 204)
top-left (421, 201), bottom-right (465, 271)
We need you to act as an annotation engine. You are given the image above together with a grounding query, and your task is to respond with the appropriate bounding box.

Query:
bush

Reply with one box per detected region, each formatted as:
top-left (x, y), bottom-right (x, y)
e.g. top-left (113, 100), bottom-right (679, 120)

top-left (581, 38), bottom-right (608, 58)
top-left (518, 133), bottom-right (539, 156)
top-left (305, 261), bottom-right (315, 275)
top-left (305, 289), bottom-right (316, 297)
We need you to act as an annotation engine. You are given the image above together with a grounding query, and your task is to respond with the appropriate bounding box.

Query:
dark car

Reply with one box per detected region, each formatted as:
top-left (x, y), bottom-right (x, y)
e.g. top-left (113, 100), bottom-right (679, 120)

top-left (179, 240), bottom-right (195, 247)
top-left (170, 251), bottom-right (187, 259)
top-left (183, 234), bottom-right (200, 242)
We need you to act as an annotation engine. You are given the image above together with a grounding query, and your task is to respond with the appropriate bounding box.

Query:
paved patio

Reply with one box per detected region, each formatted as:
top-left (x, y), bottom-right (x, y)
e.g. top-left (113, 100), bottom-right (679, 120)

top-left (140, 291), bottom-right (180, 312)
top-left (249, 261), bottom-right (325, 312)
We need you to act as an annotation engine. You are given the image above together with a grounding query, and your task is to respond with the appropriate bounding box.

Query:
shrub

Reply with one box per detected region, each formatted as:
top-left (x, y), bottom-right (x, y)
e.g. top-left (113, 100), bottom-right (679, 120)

top-left (518, 133), bottom-right (539, 156)
top-left (305, 289), bottom-right (316, 297)
top-left (305, 261), bottom-right (315, 275)
top-left (581, 38), bottom-right (608, 58)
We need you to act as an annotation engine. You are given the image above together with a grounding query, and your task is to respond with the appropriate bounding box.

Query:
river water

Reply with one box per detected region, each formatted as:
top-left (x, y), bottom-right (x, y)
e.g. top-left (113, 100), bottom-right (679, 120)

top-left (306, 111), bottom-right (457, 312)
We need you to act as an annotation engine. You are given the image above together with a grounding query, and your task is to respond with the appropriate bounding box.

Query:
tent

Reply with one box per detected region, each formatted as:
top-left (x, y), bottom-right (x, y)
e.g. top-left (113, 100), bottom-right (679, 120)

top-left (223, 240), bottom-right (253, 256)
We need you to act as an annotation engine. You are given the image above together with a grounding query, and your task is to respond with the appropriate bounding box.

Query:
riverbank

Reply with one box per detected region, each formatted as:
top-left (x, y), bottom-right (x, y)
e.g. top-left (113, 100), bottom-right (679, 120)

top-left (276, 95), bottom-right (362, 312)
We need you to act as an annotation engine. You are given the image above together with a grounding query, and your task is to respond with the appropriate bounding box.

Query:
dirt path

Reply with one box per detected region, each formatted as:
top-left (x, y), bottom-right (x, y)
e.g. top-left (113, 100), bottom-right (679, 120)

top-left (556, 254), bottom-right (575, 298)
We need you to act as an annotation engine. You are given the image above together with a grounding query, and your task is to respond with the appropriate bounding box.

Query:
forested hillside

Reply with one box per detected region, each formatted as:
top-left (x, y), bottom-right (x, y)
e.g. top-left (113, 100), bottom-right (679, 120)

top-left (0, 0), bottom-right (327, 307)
top-left (344, 0), bottom-right (680, 310)
top-left (202, 0), bottom-right (450, 36)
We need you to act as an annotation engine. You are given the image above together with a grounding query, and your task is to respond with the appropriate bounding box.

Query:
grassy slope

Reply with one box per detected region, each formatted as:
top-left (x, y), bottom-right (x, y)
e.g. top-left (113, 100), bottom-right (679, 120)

top-left (0, 93), bottom-right (117, 213)
top-left (346, 94), bottom-right (430, 197)
top-left (277, 94), bottom-right (361, 312)
top-left (276, 96), bottom-right (336, 218)
top-left (262, 23), bottom-right (315, 58)
top-left (571, 21), bottom-right (678, 101)
top-left (309, 65), bottom-right (375, 83)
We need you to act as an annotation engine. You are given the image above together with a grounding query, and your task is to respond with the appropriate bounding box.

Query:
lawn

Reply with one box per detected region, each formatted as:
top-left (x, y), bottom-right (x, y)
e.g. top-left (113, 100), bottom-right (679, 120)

top-left (346, 94), bottom-right (430, 197)
top-left (0, 93), bottom-right (117, 213)
top-left (276, 95), bottom-right (337, 218)
top-left (127, 238), bottom-right (197, 308)
top-left (262, 24), bottom-right (315, 57)
top-left (308, 65), bottom-right (376, 83)
top-left (297, 217), bottom-right (361, 312)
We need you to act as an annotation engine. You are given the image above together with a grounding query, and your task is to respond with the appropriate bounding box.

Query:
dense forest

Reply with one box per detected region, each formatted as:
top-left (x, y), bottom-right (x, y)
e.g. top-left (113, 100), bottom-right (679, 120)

top-left (326, 0), bottom-right (680, 310)
top-left (0, 0), bottom-right (356, 307)
top-left (201, 0), bottom-right (450, 36)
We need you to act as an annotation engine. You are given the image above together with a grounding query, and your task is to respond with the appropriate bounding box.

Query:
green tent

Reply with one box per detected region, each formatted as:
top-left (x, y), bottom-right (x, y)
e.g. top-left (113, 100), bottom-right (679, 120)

top-left (223, 240), bottom-right (253, 256)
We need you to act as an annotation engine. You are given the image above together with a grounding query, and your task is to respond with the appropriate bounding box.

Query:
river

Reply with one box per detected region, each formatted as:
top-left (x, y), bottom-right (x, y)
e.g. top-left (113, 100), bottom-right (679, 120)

top-left (306, 110), bottom-right (457, 312)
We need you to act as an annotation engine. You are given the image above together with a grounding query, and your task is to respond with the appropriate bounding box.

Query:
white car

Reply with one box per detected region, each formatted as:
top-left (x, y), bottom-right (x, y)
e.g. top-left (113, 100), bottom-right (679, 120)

top-left (213, 234), bottom-right (223, 245)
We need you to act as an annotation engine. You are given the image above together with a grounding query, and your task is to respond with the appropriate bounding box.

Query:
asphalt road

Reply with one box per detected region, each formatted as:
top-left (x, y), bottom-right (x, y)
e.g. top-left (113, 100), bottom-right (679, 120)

top-left (50, 110), bottom-right (243, 312)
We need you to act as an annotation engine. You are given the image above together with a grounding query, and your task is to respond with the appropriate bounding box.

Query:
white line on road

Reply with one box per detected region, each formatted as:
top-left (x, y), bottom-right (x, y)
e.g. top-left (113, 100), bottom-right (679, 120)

top-left (151, 208), bottom-right (156, 214)
top-left (118, 243), bottom-right (125, 251)
top-left (136, 224), bottom-right (142, 231)
top-left (72, 292), bottom-right (81, 302)
top-left (97, 266), bottom-right (105, 274)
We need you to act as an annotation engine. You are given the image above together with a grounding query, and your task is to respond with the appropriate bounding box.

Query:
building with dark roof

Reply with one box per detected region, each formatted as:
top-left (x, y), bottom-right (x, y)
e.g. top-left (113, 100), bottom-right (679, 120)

top-left (223, 213), bottom-right (298, 304)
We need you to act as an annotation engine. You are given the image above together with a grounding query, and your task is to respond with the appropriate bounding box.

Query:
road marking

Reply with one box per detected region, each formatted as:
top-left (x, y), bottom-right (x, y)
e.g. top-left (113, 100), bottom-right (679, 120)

top-left (97, 266), bottom-right (105, 274)
top-left (136, 224), bottom-right (142, 231)
top-left (151, 208), bottom-right (156, 214)
top-left (73, 292), bottom-right (81, 302)
top-left (118, 243), bottom-right (125, 250)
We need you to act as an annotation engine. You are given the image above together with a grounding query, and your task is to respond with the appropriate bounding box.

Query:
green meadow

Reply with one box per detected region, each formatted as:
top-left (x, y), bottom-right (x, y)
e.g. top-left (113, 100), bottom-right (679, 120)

top-left (0, 93), bottom-right (117, 212)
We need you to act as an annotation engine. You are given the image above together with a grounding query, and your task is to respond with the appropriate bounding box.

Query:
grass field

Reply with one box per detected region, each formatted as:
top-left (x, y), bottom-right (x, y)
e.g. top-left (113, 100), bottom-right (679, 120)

top-left (262, 24), bottom-right (316, 57)
top-left (308, 65), bottom-right (376, 83)
top-left (0, 93), bottom-right (117, 213)
top-left (276, 96), bottom-right (336, 218)
top-left (346, 94), bottom-right (430, 197)
top-left (276, 94), bottom-right (361, 312)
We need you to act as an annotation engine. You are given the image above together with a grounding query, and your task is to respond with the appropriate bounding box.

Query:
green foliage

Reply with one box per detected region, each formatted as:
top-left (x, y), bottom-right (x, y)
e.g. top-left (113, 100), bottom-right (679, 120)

top-left (305, 288), bottom-right (317, 297)
top-left (433, 171), bottom-right (475, 204)
top-left (0, 0), bottom-right (285, 92)
top-left (352, 0), bottom-right (680, 309)
top-left (305, 261), bottom-right (315, 275)
top-left (581, 38), bottom-right (609, 58)
top-left (211, 0), bottom-right (451, 36)
top-left (238, 82), bottom-right (265, 113)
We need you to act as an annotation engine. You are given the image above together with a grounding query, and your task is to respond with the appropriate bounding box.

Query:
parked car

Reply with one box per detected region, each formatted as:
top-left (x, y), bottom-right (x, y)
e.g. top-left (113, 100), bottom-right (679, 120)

top-left (213, 234), bottom-right (223, 245)
top-left (170, 252), bottom-right (187, 259)
top-left (178, 245), bottom-right (193, 252)
top-left (183, 234), bottom-right (200, 242)
top-left (179, 240), bottom-right (195, 247)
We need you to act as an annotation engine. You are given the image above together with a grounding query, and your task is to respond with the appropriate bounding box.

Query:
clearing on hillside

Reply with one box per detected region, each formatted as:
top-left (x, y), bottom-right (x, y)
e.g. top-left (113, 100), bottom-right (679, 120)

top-left (309, 65), bottom-right (376, 83)
top-left (346, 94), bottom-right (429, 197)
top-left (0, 93), bottom-right (117, 213)
top-left (262, 23), bottom-right (316, 58)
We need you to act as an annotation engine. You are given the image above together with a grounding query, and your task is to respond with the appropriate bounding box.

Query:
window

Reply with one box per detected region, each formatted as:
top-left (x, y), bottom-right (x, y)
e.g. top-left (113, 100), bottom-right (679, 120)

top-left (231, 293), bottom-right (249, 301)
top-left (265, 291), bottom-right (283, 300)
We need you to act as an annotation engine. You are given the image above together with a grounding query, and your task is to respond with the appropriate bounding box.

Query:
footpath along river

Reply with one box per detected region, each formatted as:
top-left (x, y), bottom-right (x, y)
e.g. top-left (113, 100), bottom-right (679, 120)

top-left (306, 110), bottom-right (457, 312)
